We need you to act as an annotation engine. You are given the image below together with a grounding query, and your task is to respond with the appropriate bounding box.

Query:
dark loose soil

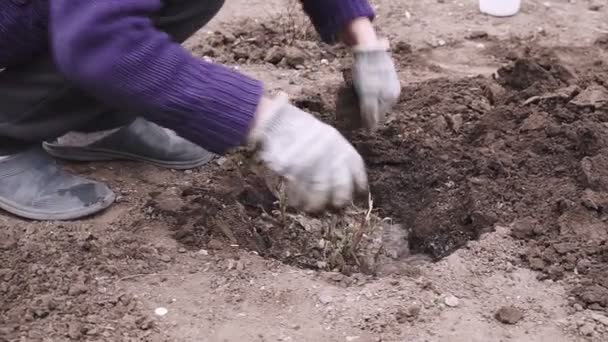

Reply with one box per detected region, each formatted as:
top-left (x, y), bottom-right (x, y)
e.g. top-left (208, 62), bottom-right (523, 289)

top-left (164, 42), bottom-right (608, 312)
top-left (2, 12), bottom-right (608, 341)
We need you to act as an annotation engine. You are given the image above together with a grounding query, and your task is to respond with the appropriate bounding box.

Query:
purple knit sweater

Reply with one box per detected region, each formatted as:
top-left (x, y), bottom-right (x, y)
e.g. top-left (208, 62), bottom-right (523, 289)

top-left (0, 0), bottom-right (374, 154)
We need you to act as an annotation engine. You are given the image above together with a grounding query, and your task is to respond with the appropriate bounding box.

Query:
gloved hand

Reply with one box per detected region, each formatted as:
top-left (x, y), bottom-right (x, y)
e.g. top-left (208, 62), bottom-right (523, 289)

top-left (248, 93), bottom-right (368, 212)
top-left (352, 38), bottom-right (401, 131)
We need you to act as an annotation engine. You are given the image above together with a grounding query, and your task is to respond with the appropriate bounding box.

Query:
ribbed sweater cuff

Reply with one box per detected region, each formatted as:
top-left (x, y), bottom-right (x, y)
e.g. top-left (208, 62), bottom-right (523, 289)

top-left (304, 1), bottom-right (375, 43)
top-left (149, 60), bottom-right (263, 155)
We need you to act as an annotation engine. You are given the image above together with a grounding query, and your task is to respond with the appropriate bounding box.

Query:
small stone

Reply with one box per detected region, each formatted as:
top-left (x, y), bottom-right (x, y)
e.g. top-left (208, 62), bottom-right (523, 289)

top-left (444, 295), bottom-right (459, 307)
top-left (284, 47), bottom-right (306, 68)
top-left (159, 255), bottom-right (172, 263)
top-left (395, 310), bottom-right (407, 324)
top-left (264, 46), bottom-right (285, 65)
top-left (215, 157), bottom-right (227, 166)
top-left (579, 322), bottom-right (596, 336)
top-left (447, 114), bottom-right (463, 133)
top-left (495, 306), bottom-right (524, 324)
top-left (573, 303), bottom-right (583, 311)
top-left (223, 32), bottom-right (236, 44)
top-left (427, 38), bottom-right (447, 47)
top-left (154, 307), bottom-right (168, 316)
top-left (177, 247), bottom-right (187, 253)
top-left (466, 30), bottom-right (489, 40)
top-left (68, 284), bottom-right (88, 296)
top-left (207, 239), bottom-right (224, 250)
top-left (198, 249), bottom-right (209, 256)
top-left (319, 294), bottom-right (333, 304)
top-left (290, 324), bottom-right (301, 330)
top-left (346, 336), bottom-right (360, 342)
top-left (85, 328), bottom-right (98, 336)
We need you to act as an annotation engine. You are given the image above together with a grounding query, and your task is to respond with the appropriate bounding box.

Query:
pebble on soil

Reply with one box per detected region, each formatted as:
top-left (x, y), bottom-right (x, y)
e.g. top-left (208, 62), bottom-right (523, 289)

top-left (495, 306), bottom-right (524, 325)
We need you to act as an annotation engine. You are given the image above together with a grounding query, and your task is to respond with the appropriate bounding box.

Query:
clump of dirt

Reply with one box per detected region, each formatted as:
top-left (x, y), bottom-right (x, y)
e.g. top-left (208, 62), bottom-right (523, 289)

top-left (0, 221), bottom-right (164, 341)
top-left (495, 306), bottom-right (524, 324)
top-left (495, 56), bottom-right (574, 97)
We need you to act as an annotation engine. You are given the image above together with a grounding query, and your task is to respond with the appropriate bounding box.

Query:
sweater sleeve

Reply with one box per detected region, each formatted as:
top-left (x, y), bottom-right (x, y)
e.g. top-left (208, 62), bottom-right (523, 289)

top-left (299, 0), bottom-right (375, 43)
top-left (49, 0), bottom-right (263, 155)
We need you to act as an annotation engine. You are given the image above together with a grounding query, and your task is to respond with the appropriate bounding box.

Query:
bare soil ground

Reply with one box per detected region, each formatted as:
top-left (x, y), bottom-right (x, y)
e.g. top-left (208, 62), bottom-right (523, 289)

top-left (2, 1), bottom-right (608, 341)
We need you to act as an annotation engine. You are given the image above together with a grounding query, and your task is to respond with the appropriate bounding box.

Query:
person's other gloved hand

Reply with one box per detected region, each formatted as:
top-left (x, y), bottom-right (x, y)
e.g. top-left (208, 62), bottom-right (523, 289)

top-left (248, 93), bottom-right (368, 213)
top-left (352, 38), bottom-right (401, 131)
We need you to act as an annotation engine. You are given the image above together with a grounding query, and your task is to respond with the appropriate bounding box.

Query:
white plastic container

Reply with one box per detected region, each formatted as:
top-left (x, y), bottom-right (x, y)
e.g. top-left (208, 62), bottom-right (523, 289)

top-left (479, 0), bottom-right (521, 17)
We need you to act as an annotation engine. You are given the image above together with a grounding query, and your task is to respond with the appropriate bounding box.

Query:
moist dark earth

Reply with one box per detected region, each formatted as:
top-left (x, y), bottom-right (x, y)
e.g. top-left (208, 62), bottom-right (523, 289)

top-left (2, 11), bottom-right (608, 342)
top-left (173, 34), bottom-right (608, 309)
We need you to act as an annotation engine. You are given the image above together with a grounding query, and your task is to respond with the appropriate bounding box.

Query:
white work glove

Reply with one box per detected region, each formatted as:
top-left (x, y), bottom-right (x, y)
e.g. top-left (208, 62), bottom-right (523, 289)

top-left (248, 93), bottom-right (368, 212)
top-left (352, 38), bottom-right (401, 131)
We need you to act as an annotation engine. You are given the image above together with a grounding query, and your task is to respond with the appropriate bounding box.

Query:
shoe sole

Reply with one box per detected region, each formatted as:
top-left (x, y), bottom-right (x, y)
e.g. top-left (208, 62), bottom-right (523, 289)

top-left (0, 191), bottom-right (116, 221)
top-left (42, 143), bottom-right (216, 170)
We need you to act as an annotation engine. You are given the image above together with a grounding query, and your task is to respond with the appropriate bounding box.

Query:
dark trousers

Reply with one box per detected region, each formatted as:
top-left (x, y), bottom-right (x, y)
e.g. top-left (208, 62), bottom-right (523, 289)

top-left (0, 0), bottom-right (224, 154)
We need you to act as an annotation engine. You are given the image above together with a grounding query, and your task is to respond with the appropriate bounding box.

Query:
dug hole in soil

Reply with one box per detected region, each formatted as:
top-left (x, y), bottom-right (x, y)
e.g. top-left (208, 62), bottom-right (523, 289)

top-left (162, 31), bottom-right (608, 311)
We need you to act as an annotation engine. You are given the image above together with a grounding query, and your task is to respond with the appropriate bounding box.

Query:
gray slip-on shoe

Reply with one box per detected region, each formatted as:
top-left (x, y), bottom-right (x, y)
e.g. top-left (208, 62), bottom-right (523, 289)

top-left (0, 148), bottom-right (115, 221)
top-left (43, 118), bottom-right (216, 170)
